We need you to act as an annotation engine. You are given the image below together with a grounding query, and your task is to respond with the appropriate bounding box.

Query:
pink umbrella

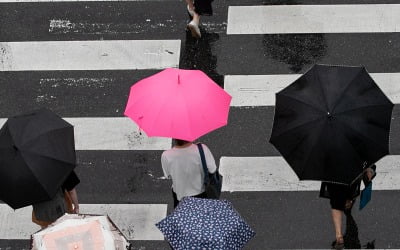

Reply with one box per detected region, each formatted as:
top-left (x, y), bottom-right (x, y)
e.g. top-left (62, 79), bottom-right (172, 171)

top-left (124, 68), bottom-right (232, 141)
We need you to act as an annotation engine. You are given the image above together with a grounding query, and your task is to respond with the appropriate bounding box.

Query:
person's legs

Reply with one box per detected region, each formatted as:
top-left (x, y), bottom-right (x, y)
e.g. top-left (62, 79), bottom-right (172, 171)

top-left (185, 0), bottom-right (201, 38)
top-left (331, 209), bottom-right (345, 248)
top-left (343, 199), bottom-right (361, 249)
top-left (185, 0), bottom-right (194, 11)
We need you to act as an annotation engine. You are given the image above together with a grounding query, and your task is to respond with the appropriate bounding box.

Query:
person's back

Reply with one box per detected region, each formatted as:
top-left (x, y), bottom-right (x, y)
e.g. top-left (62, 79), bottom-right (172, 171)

top-left (161, 140), bottom-right (216, 207)
top-left (162, 144), bottom-right (205, 200)
top-left (32, 171), bottom-right (80, 228)
top-left (32, 188), bottom-right (66, 223)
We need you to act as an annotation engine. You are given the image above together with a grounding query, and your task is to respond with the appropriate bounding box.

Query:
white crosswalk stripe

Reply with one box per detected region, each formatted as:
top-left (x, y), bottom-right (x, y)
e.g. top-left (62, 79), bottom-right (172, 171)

top-left (0, 40), bottom-right (180, 71)
top-left (0, 204), bottom-right (167, 240)
top-left (220, 155), bottom-right (400, 192)
top-left (0, 117), bottom-right (171, 150)
top-left (227, 4), bottom-right (400, 34)
top-left (225, 73), bottom-right (400, 106)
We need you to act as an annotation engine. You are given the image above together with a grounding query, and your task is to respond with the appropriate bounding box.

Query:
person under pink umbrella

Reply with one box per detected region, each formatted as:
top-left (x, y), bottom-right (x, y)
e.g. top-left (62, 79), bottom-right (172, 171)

top-left (161, 139), bottom-right (217, 208)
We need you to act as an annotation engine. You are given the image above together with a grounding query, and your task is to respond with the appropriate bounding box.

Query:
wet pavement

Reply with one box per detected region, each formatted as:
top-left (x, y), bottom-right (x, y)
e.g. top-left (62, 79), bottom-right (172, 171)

top-left (1, 0), bottom-right (400, 249)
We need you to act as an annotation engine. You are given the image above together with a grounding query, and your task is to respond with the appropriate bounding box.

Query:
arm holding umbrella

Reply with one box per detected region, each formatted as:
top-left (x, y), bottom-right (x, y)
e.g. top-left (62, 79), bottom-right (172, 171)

top-left (363, 164), bottom-right (376, 184)
top-left (66, 188), bottom-right (79, 214)
top-left (62, 171), bottom-right (80, 214)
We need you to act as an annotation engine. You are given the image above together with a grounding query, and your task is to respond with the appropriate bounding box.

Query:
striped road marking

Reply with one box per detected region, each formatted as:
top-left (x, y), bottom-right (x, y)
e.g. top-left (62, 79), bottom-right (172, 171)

top-left (219, 155), bottom-right (400, 192)
top-left (0, 40), bottom-right (181, 71)
top-left (225, 73), bottom-right (400, 106)
top-left (0, 118), bottom-right (172, 150)
top-left (227, 4), bottom-right (400, 34)
top-left (0, 204), bottom-right (167, 240)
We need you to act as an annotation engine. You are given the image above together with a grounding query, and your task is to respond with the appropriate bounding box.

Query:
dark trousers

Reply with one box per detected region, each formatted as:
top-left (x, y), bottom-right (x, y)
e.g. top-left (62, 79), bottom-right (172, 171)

top-left (172, 190), bottom-right (207, 208)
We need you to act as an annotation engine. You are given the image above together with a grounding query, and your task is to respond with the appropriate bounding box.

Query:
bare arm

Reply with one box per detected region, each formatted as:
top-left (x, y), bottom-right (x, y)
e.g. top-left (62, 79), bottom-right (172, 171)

top-left (68, 188), bottom-right (79, 213)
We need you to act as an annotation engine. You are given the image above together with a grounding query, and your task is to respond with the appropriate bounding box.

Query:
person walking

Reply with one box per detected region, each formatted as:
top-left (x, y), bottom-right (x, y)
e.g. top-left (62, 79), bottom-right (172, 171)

top-left (161, 139), bottom-right (217, 208)
top-left (320, 165), bottom-right (376, 249)
top-left (185, 0), bottom-right (214, 39)
top-left (32, 170), bottom-right (80, 228)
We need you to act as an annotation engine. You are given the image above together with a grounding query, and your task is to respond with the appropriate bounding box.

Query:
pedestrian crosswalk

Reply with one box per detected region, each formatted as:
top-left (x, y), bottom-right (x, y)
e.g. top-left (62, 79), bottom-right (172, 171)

top-left (227, 4), bottom-right (400, 34)
top-left (0, 204), bottom-right (167, 240)
top-left (1, 1), bottom-right (400, 249)
top-left (225, 73), bottom-right (400, 106)
top-left (220, 155), bottom-right (400, 192)
top-left (0, 40), bottom-right (180, 71)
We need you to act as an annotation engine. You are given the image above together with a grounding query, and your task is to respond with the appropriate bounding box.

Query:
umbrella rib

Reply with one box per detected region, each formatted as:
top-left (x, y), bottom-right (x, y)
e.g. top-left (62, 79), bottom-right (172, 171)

top-left (273, 116), bottom-right (325, 139)
top-left (181, 89), bottom-right (194, 140)
top-left (19, 152), bottom-right (54, 200)
top-left (335, 117), bottom-right (390, 156)
top-left (20, 148), bottom-right (76, 165)
top-left (334, 103), bottom-right (393, 116)
top-left (279, 93), bottom-right (326, 113)
top-left (294, 120), bottom-right (327, 179)
top-left (316, 68), bottom-right (330, 112)
top-left (331, 68), bottom-right (364, 112)
top-left (19, 126), bottom-right (73, 148)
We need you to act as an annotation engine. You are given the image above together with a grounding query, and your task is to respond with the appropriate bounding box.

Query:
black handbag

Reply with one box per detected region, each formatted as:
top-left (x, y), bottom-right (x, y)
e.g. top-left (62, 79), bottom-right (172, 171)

top-left (197, 143), bottom-right (222, 199)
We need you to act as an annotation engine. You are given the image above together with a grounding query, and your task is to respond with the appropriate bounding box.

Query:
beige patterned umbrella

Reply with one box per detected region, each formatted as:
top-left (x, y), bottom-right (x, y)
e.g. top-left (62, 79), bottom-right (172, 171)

top-left (31, 213), bottom-right (130, 250)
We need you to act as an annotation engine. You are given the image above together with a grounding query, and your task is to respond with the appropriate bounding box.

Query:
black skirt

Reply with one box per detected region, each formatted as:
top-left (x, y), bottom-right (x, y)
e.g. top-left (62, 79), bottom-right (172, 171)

top-left (320, 181), bottom-right (361, 211)
top-left (194, 0), bottom-right (213, 16)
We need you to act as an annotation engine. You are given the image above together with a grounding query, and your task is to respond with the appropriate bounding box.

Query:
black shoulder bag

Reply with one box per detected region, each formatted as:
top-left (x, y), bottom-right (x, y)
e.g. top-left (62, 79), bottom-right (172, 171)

top-left (197, 143), bottom-right (223, 199)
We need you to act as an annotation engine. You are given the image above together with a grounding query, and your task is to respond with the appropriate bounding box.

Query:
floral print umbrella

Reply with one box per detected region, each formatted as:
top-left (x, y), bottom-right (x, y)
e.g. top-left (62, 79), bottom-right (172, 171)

top-left (156, 197), bottom-right (255, 249)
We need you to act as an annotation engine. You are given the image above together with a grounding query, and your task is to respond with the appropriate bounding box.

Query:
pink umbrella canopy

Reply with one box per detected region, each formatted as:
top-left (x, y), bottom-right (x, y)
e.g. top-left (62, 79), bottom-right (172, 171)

top-left (124, 68), bottom-right (232, 141)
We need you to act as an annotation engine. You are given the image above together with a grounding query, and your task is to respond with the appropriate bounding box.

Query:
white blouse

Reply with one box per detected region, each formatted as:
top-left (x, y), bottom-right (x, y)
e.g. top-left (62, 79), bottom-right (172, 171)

top-left (161, 144), bottom-right (217, 201)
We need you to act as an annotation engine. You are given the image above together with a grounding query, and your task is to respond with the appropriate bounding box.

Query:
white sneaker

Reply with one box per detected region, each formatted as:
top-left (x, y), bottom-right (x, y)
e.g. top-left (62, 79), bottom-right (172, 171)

top-left (187, 20), bottom-right (201, 39)
top-left (187, 5), bottom-right (195, 17)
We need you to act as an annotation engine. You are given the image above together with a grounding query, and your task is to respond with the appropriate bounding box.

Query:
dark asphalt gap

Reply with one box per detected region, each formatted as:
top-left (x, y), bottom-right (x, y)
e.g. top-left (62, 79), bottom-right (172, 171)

top-left (224, 190), bottom-right (400, 249)
top-left (2, 191), bottom-right (399, 249)
top-left (0, 70), bottom-right (159, 117)
top-left (1, 0), bottom-right (400, 43)
top-left (215, 33), bottom-right (400, 75)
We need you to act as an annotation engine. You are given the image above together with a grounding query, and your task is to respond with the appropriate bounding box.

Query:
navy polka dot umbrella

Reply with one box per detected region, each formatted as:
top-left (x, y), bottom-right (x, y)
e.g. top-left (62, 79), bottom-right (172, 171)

top-left (156, 197), bottom-right (255, 249)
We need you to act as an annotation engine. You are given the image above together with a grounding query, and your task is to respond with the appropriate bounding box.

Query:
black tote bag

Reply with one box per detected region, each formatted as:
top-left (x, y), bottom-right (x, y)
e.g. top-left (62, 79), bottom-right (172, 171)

top-left (197, 143), bottom-right (222, 199)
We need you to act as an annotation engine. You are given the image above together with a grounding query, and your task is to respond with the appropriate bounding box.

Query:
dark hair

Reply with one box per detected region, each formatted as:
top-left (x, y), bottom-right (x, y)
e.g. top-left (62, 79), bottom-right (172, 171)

top-left (174, 139), bottom-right (190, 146)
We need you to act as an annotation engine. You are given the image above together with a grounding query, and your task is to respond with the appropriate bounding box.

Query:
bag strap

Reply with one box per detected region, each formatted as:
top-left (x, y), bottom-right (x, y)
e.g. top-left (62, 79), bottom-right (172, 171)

top-left (197, 143), bottom-right (209, 185)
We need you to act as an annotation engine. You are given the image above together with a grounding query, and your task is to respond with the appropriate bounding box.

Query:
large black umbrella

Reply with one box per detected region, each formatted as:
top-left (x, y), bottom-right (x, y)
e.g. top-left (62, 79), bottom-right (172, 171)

top-left (0, 108), bottom-right (76, 209)
top-left (270, 64), bottom-right (393, 185)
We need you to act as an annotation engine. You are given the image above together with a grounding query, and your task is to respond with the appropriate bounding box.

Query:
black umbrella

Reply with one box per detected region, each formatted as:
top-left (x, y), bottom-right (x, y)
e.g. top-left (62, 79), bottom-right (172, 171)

top-left (270, 64), bottom-right (393, 185)
top-left (0, 108), bottom-right (76, 209)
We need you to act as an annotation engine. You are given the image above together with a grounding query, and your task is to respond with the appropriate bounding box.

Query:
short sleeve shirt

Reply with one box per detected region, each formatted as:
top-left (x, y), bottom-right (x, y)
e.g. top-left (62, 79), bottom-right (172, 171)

top-left (161, 144), bottom-right (217, 201)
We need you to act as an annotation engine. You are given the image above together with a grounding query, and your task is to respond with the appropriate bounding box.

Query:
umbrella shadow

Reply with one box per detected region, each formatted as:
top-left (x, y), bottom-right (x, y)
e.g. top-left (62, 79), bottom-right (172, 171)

top-left (179, 28), bottom-right (223, 87)
top-left (344, 210), bottom-right (375, 249)
top-left (262, 33), bottom-right (328, 73)
top-left (261, 0), bottom-right (327, 73)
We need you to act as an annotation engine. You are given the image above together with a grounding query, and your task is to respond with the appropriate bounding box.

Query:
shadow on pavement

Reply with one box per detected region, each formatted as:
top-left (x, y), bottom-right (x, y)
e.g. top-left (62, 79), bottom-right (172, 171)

top-left (263, 33), bottom-right (328, 73)
top-left (344, 209), bottom-right (376, 249)
top-left (179, 28), bottom-right (223, 87)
